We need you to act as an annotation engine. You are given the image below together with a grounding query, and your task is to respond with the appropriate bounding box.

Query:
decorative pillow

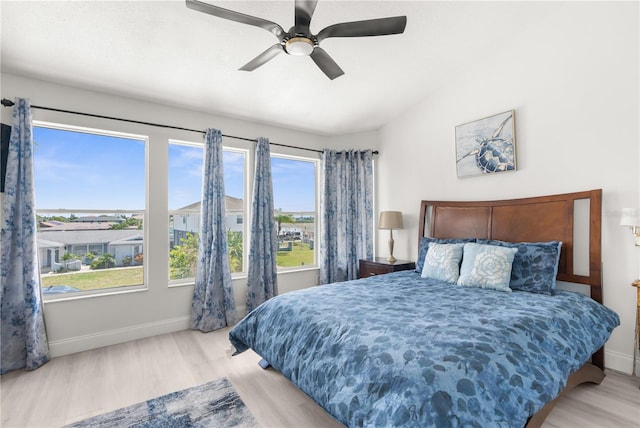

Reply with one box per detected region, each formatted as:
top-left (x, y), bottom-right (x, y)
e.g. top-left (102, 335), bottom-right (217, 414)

top-left (457, 243), bottom-right (518, 292)
top-left (477, 239), bottom-right (562, 295)
top-left (416, 237), bottom-right (476, 273)
top-left (421, 243), bottom-right (465, 283)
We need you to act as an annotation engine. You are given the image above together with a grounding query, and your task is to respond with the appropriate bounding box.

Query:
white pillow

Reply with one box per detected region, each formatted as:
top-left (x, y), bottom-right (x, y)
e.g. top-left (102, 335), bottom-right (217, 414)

top-left (421, 242), bottom-right (464, 284)
top-left (457, 243), bottom-right (518, 292)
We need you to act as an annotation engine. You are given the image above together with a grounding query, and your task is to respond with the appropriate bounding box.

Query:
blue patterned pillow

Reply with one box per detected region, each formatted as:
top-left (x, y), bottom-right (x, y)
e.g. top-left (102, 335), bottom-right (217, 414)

top-left (478, 240), bottom-right (562, 295)
top-left (457, 243), bottom-right (518, 292)
top-left (421, 243), bottom-right (465, 283)
top-left (416, 237), bottom-right (476, 273)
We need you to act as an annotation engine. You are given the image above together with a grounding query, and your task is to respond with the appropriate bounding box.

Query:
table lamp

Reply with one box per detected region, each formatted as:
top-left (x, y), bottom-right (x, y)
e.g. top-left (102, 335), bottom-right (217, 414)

top-left (379, 211), bottom-right (404, 263)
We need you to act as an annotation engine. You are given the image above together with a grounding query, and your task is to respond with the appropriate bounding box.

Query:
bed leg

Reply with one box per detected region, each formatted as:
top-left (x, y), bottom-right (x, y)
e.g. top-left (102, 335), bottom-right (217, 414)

top-left (258, 358), bottom-right (271, 369)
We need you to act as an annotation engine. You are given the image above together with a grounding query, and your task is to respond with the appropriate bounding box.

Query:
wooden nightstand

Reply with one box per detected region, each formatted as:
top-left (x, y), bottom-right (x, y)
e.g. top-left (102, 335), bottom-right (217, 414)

top-left (359, 258), bottom-right (415, 279)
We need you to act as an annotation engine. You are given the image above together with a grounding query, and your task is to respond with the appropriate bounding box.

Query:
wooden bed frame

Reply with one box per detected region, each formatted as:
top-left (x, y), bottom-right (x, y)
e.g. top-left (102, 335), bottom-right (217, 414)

top-left (418, 189), bottom-right (604, 428)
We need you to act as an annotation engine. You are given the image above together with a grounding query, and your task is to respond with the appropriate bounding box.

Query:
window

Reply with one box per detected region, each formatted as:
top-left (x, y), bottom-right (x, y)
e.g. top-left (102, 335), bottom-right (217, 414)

top-left (271, 155), bottom-right (318, 269)
top-left (168, 141), bottom-right (247, 283)
top-left (33, 123), bottom-right (146, 297)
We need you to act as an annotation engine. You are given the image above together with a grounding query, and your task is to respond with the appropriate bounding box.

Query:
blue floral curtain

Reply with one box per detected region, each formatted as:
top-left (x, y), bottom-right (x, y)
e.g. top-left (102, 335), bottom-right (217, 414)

top-left (246, 137), bottom-right (278, 312)
top-left (191, 129), bottom-right (237, 332)
top-left (1, 98), bottom-right (50, 374)
top-left (320, 149), bottom-right (374, 284)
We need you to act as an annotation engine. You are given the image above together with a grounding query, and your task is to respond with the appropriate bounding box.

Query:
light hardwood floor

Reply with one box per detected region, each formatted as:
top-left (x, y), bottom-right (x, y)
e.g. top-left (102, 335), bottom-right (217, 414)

top-left (1, 329), bottom-right (639, 427)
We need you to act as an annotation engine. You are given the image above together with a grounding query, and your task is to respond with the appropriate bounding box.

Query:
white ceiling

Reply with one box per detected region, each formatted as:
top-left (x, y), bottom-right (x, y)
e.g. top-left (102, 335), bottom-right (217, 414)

top-left (1, 1), bottom-right (554, 136)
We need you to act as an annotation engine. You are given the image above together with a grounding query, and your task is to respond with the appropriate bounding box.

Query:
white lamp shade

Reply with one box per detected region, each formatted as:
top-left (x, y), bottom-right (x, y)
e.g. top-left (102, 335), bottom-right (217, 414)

top-left (379, 211), bottom-right (404, 229)
top-left (619, 208), bottom-right (640, 227)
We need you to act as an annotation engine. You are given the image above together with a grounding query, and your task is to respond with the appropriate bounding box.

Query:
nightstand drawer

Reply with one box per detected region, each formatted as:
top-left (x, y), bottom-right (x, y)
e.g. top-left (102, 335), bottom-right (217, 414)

top-left (359, 258), bottom-right (415, 279)
top-left (361, 263), bottom-right (393, 277)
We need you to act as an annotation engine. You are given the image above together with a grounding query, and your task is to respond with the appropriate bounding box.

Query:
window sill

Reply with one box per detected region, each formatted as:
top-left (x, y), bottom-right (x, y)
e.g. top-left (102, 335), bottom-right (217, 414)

top-left (42, 285), bottom-right (148, 303)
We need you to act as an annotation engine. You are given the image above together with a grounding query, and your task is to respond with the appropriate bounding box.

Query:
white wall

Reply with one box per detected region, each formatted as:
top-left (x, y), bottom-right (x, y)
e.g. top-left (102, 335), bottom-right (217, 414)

top-left (1, 73), bottom-right (327, 357)
top-left (375, 2), bottom-right (639, 373)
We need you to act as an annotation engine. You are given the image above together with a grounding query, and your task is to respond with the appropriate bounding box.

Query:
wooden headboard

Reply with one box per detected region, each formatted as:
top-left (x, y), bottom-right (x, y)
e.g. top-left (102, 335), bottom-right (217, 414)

top-left (419, 189), bottom-right (603, 303)
top-left (419, 190), bottom-right (604, 368)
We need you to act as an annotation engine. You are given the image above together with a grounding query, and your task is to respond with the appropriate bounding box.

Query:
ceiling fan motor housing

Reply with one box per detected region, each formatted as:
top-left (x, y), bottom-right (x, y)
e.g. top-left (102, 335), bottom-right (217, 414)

top-left (285, 36), bottom-right (315, 56)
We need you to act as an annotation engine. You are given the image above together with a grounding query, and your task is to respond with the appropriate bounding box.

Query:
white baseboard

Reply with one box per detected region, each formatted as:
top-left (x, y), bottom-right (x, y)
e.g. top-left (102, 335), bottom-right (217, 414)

top-left (605, 349), bottom-right (635, 375)
top-left (48, 316), bottom-right (191, 358)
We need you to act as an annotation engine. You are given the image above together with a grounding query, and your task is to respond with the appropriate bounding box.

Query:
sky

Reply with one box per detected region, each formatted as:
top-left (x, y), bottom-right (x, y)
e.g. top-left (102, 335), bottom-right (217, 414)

top-left (33, 126), bottom-right (316, 213)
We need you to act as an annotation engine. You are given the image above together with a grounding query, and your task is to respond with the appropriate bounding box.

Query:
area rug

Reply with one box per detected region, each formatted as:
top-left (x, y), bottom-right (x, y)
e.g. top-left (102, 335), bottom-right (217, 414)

top-left (65, 377), bottom-right (259, 427)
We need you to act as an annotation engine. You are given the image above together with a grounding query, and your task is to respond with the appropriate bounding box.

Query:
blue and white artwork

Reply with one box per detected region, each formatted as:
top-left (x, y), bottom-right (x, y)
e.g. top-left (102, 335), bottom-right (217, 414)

top-left (455, 110), bottom-right (516, 178)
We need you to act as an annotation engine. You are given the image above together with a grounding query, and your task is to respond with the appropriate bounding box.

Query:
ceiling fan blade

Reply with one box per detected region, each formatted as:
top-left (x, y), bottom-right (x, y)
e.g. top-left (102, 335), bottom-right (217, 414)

top-left (239, 44), bottom-right (284, 72)
top-left (310, 47), bottom-right (344, 80)
top-left (186, 0), bottom-right (285, 41)
top-left (317, 16), bottom-right (407, 43)
top-left (295, 0), bottom-right (318, 29)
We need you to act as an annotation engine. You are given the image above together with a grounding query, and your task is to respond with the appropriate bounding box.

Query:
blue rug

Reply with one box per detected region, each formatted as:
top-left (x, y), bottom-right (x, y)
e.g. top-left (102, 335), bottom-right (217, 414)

top-left (65, 377), bottom-right (259, 427)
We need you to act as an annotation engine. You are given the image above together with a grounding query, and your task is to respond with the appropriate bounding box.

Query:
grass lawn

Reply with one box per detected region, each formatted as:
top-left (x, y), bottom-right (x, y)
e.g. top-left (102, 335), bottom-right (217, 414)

top-left (277, 242), bottom-right (314, 267)
top-left (41, 243), bottom-right (312, 292)
top-left (41, 266), bottom-right (143, 291)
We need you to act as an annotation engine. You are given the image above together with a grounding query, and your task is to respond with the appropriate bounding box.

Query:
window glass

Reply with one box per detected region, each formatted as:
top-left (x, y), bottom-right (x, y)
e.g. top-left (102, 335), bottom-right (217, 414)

top-left (168, 142), bottom-right (246, 282)
top-left (271, 155), bottom-right (317, 269)
top-left (33, 124), bottom-right (146, 297)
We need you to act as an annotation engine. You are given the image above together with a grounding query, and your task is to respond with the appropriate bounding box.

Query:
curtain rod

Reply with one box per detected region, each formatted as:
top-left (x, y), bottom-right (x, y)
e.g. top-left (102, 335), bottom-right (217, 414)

top-left (1, 98), bottom-right (378, 155)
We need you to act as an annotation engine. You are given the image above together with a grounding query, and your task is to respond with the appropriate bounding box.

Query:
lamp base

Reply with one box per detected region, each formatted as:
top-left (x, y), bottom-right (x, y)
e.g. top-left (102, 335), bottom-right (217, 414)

top-left (387, 233), bottom-right (396, 263)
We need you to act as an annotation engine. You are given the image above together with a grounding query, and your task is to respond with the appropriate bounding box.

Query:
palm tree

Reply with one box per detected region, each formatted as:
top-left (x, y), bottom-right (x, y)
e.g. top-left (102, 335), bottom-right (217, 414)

top-left (91, 253), bottom-right (116, 270)
top-left (274, 214), bottom-right (295, 237)
top-left (227, 230), bottom-right (243, 273)
top-left (61, 252), bottom-right (77, 271)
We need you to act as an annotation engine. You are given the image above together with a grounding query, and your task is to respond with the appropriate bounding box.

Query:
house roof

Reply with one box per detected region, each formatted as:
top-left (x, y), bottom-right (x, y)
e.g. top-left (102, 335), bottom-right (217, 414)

top-left (178, 195), bottom-right (243, 212)
top-left (39, 222), bottom-right (115, 231)
top-left (109, 234), bottom-right (144, 246)
top-left (38, 229), bottom-right (142, 246)
top-left (37, 238), bottom-right (64, 249)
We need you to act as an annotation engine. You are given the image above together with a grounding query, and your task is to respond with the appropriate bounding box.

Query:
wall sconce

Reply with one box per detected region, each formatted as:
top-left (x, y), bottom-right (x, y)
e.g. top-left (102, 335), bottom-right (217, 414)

top-left (379, 211), bottom-right (404, 262)
top-left (619, 208), bottom-right (640, 246)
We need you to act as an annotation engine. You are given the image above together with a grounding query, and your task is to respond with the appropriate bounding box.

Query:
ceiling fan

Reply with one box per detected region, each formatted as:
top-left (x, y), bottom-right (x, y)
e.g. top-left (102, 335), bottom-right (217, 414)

top-left (185, 0), bottom-right (407, 80)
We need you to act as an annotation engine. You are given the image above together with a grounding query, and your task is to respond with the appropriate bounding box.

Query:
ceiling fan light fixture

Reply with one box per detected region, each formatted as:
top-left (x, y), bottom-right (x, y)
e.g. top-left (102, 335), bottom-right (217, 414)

top-left (285, 37), bottom-right (314, 56)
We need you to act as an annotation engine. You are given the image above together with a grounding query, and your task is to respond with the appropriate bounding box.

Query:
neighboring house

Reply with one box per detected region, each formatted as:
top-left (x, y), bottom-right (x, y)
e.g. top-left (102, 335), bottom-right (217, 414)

top-left (38, 229), bottom-right (144, 273)
top-left (37, 238), bottom-right (64, 271)
top-left (109, 234), bottom-right (144, 266)
top-left (171, 195), bottom-right (243, 248)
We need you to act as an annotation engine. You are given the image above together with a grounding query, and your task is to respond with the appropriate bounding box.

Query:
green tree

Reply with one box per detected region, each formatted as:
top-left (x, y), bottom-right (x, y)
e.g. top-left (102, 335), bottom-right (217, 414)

top-left (41, 215), bottom-right (70, 223)
top-left (84, 251), bottom-right (97, 263)
top-left (274, 214), bottom-right (295, 236)
top-left (110, 216), bottom-right (143, 230)
top-left (61, 252), bottom-right (78, 270)
top-left (169, 233), bottom-right (199, 280)
top-left (169, 231), bottom-right (243, 279)
top-left (227, 230), bottom-right (243, 273)
top-left (90, 253), bottom-right (116, 270)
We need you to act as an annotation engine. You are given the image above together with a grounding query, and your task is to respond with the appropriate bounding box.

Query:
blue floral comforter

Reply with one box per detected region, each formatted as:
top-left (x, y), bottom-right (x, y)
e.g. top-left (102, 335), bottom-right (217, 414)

top-left (229, 271), bottom-right (619, 427)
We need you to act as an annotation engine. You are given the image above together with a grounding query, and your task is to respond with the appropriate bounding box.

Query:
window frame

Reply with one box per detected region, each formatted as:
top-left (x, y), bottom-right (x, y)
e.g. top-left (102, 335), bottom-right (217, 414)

top-left (270, 152), bottom-right (320, 272)
top-left (167, 139), bottom-right (250, 287)
top-left (33, 121), bottom-right (149, 301)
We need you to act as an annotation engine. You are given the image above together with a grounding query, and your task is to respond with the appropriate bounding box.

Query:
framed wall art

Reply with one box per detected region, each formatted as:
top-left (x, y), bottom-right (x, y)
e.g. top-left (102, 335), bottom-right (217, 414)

top-left (455, 110), bottom-right (516, 178)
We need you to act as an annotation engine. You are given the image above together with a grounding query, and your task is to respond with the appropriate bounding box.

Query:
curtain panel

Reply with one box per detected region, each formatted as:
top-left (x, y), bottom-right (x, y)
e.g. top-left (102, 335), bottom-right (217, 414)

top-left (320, 149), bottom-right (374, 284)
top-left (246, 137), bottom-right (278, 312)
top-left (1, 98), bottom-right (50, 374)
top-left (190, 129), bottom-right (237, 332)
